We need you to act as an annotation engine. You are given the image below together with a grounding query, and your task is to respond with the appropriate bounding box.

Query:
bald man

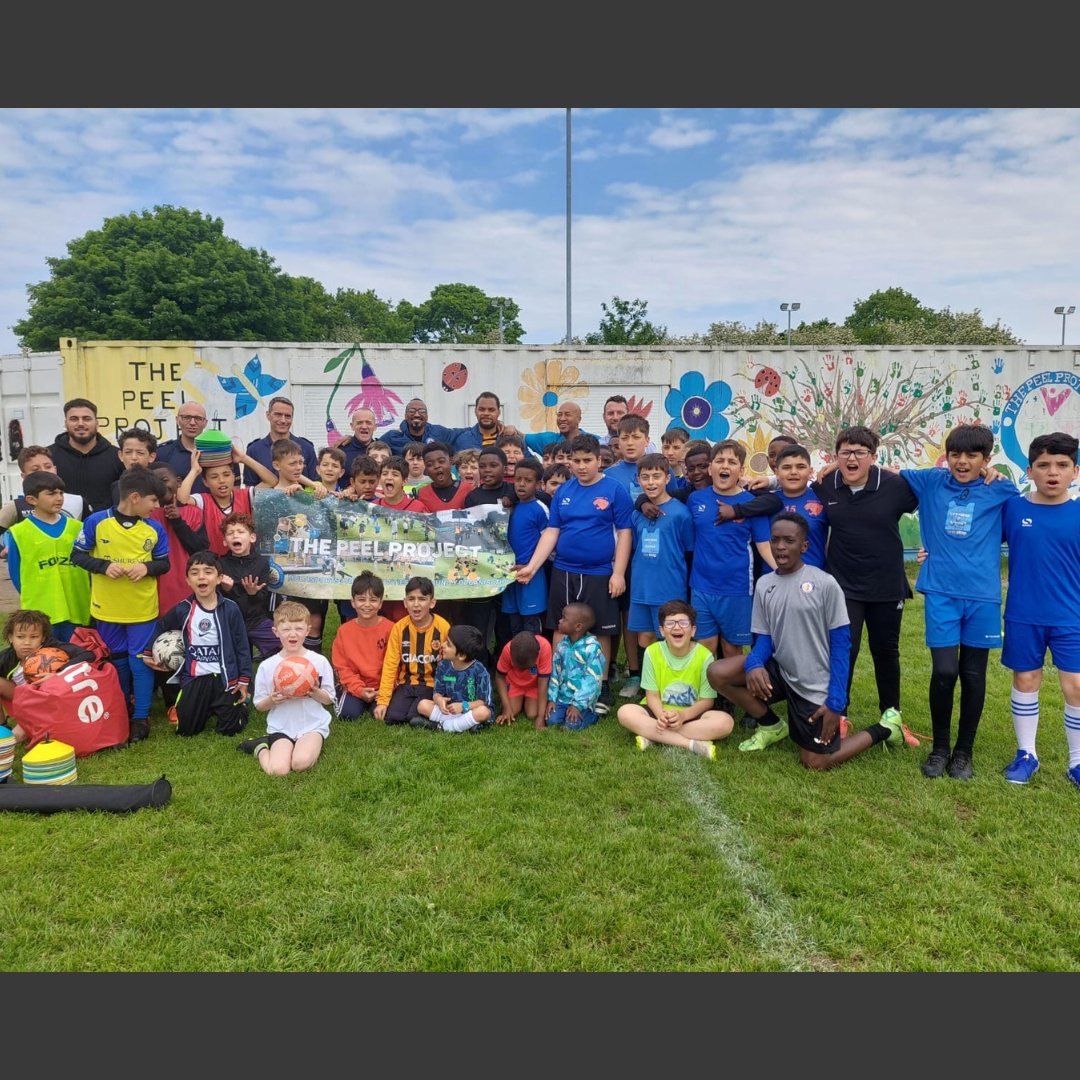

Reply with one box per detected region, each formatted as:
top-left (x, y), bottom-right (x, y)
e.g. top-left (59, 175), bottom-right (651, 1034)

top-left (524, 401), bottom-right (596, 455)
top-left (153, 401), bottom-right (219, 495)
top-left (382, 398), bottom-right (456, 456)
top-left (338, 407), bottom-right (380, 475)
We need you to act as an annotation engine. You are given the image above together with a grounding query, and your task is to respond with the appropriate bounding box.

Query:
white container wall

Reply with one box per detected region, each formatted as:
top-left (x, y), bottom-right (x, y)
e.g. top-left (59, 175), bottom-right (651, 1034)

top-left (2, 340), bottom-right (1079, 502)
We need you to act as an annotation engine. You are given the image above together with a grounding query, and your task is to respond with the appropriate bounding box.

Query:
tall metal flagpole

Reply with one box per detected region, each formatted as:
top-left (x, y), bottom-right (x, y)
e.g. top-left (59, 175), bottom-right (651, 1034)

top-left (565, 107), bottom-right (572, 346)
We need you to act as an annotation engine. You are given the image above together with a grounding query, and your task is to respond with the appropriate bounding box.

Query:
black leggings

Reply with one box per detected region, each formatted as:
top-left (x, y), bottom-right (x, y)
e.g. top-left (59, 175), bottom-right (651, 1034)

top-left (845, 598), bottom-right (905, 714)
top-left (929, 645), bottom-right (989, 754)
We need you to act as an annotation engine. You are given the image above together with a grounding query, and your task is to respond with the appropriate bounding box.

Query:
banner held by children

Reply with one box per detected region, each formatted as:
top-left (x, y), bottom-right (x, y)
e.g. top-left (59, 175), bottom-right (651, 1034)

top-left (253, 489), bottom-right (516, 601)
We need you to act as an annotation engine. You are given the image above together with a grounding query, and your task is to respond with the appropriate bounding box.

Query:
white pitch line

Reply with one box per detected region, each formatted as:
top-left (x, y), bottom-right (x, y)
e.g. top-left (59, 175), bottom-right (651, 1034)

top-left (668, 751), bottom-right (835, 972)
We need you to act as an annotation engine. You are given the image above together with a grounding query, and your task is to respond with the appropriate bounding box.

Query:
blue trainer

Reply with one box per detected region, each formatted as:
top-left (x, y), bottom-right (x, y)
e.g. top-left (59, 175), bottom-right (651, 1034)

top-left (1003, 750), bottom-right (1039, 785)
top-left (1067, 764), bottom-right (1080, 791)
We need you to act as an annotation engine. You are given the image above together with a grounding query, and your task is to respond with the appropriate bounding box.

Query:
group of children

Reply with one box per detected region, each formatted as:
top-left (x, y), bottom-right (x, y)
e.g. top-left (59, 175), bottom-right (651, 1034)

top-left (1, 403), bottom-right (1078, 792)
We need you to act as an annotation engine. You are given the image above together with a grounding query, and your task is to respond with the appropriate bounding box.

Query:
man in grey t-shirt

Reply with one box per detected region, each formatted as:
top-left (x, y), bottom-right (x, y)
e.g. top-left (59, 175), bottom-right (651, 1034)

top-left (707, 512), bottom-right (909, 770)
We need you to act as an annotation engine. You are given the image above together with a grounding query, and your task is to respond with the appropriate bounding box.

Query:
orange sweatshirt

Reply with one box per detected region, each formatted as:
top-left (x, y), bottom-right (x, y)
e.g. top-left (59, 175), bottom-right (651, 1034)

top-left (331, 616), bottom-right (394, 698)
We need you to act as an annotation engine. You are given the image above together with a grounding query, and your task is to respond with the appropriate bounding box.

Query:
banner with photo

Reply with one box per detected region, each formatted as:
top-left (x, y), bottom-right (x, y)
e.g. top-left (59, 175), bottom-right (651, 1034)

top-left (252, 489), bottom-right (517, 601)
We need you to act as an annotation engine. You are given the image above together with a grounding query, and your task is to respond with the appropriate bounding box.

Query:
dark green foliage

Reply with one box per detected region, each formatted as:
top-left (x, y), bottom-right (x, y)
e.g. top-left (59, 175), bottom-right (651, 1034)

top-left (15, 206), bottom-right (340, 349)
top-left (584, 296), bottom-right (668, 345)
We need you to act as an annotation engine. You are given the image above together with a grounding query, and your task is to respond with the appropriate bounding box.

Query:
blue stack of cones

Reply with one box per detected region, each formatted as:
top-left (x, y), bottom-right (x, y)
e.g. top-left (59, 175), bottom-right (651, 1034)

top-left (0, 724), bottom-right (14, 782)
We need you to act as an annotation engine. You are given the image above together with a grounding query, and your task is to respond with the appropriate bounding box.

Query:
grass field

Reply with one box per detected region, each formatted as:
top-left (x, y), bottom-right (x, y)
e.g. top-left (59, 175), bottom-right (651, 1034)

top-left (3, 570), bottom-right (1078, 972)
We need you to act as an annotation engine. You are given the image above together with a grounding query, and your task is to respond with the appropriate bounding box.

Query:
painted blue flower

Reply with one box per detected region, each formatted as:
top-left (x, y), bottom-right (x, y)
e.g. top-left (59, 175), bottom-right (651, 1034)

top-left (664, 372), bottom-right (732, 441)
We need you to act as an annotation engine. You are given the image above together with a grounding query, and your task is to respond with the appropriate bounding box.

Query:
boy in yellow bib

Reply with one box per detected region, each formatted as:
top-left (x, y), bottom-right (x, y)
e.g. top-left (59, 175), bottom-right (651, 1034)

top-left (72, 466), bottom-right (169, 743)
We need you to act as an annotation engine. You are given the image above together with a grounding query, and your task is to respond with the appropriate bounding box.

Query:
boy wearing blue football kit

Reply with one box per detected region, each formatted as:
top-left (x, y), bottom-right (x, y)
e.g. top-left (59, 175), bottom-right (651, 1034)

top-left (999, 432), bottom-right (1080, 788)
top-left (686, 440), bottom-right (773, 658)
top-left (515, 434), bottom-right (634, 712)
top-left (900, 424), bottom-right (1017, 780)
top-left (628, 454), bottom-right (694, 648)
top-left (716, 444), bottom-right (830, 569)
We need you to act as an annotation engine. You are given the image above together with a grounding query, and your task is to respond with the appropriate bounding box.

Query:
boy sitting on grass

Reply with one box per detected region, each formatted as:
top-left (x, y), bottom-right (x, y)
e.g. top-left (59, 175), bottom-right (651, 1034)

top-left (545, 602), bottom-right (606, 731)
top-left (617, 600), bottom-right (732, 759)
top-left (410, 624), bottom-right (494, 733)
top-left (0, 609), bottom-right (93, 743)
top-left (332, 571), bottom-right (393, 720)
top-left (495, 629), bottom-right (552, 729)
top-left (240, 600), bottom-right (336, 775)
top-left (375, 575), bottom-right (450, 725)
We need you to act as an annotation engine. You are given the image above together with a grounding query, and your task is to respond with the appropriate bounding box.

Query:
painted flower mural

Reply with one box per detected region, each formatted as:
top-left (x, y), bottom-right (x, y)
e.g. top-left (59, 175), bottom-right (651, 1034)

top-left (518, 359), bottom-right (591, 432)
top-left (665, 372), bottom-right (732, 442)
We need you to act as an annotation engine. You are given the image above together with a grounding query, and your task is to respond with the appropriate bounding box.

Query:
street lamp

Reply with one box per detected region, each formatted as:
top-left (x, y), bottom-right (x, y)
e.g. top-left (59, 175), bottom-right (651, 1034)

top-left (1054, 305), bottom-right (1075, 346)
top-left (780, 302), bottom-right (801, 347)
top-left (492, 298), bottom-right (507, 344)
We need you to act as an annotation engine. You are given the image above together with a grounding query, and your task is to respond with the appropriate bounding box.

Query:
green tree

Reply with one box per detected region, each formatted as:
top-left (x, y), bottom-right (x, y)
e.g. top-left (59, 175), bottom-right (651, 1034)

top-left (327, 288), bottom-right (416, 343)
top-left (412, 284), bottom-right (523, 344)
top-left (843, 287), bottom-right (1020, 345)
top-left (584, 296), bottom-right (668, 345)
top-left (14, 206), bottom-right (335, 350)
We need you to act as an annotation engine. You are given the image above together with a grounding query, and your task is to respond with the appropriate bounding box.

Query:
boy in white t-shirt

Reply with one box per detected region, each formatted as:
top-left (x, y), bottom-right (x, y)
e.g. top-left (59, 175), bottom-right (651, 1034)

top-left (240, 600), bottom-right (336, 774)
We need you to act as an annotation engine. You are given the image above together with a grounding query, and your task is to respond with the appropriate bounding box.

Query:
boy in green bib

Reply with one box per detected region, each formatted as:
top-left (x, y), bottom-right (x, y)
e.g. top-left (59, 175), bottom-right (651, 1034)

top-left (3, 472), bottom-right (90, 641)
top-left (616, 599), bottom-right (734, 759)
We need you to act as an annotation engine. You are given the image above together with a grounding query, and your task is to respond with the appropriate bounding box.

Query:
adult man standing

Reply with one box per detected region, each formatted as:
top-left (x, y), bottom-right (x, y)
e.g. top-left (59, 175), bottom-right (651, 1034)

top-left (338, 407), bottom-right (378, 475)
top-left (599, 394), bottom-right (656, 452)
top-left (524, 401), bottom-right (594, 456)
top-left (49, 398), bottom-right (125, 517)
top-left (383, 398), bottom-right (455, 456)
top-left (451, 392), bottom-right (519, 452)
top-left (243, 396), bottom-right (319, 486)
top-left (156, 401), bottom-right (214, 494)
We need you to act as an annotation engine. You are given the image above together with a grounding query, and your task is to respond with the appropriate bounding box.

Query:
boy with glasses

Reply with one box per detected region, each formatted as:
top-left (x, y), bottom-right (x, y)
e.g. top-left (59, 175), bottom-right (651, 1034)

top-left (617, 600), bottom-right (733, 758)
top-left (811, 426), bottom-right (918, 737)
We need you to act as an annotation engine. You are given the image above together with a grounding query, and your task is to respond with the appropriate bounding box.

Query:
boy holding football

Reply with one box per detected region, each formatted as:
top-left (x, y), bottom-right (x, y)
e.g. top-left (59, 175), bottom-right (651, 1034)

top-left (240, 600), bottom-right (336, 774)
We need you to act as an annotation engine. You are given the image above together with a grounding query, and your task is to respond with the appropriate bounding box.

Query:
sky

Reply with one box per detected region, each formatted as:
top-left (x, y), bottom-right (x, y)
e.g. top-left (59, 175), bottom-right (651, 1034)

top-left (2, 107), bottom-right (1080, 355)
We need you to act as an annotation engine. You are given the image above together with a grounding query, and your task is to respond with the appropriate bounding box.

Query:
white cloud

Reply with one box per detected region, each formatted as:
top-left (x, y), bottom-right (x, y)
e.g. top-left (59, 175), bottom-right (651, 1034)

top-left (2, 107), bottom-right (1080, 355)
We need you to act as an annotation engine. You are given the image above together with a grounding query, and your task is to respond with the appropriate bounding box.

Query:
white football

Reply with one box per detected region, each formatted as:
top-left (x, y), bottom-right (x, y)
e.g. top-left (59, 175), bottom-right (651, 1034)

top-left (151, 629), bottom-right (186, 671)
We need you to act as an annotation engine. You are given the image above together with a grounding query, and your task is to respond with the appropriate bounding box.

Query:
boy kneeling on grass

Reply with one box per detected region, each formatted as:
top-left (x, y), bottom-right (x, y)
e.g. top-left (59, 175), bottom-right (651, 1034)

top-left (707, 512), bottom-right (907, 770)
top-left (410, 624), bottom-right (494, 733)
top-left (141, 550), bottom-right (252, 737)
top-left (617, 600), bottom-right (733, 760)
top-left (495, 630), bottom-right (552, 729)
top-left (239, 601), bottom-right (336, 775)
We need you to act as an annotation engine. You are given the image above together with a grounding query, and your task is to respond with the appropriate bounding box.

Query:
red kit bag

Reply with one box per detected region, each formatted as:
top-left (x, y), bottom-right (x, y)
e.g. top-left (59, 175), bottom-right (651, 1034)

top-left (12, 660), bottom-right (129, 756)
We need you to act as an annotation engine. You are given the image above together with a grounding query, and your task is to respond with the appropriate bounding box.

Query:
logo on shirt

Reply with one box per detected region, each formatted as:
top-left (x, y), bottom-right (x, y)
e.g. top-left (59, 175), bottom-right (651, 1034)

top-left (801, 581), bottom-right (815, 593)
top-left (592, 497), bottom-right (610, 511)
top-left (560, 497), bottom-right (572, 506)
top-left (143, 537), bottom-right (154, 551)
top-left (802, 501), bottom-right (824, 517)
top-left (1021, 517), bottom-right (1033, 527)
top-left (198, 618), bottom-right (212, 632)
